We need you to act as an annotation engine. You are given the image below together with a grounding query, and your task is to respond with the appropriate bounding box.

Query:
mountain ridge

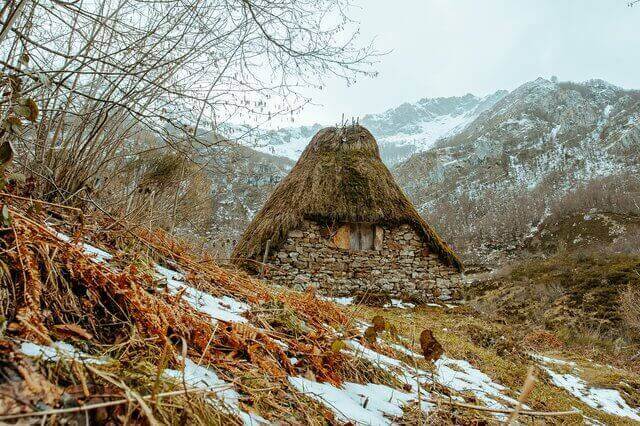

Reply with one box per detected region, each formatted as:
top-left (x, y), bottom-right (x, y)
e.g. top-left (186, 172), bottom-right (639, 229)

top-left (247, 90), bottom-right (508, 166)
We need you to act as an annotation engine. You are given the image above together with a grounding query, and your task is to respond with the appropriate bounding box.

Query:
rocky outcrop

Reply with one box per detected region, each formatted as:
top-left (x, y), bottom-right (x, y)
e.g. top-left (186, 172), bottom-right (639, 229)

top-left (265, 220), bottom-right (462, 302)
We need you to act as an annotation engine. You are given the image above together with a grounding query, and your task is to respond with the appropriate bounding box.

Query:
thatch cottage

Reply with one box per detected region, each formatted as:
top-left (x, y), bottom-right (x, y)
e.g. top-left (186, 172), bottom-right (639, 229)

top-left (232, 125), bottom-right (464, 302)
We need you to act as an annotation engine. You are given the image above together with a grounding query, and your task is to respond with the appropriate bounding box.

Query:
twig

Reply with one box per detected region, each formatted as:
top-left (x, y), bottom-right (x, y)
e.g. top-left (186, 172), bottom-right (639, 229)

top-left (508, 365), bottom-right (537, 424)
top-left (426, 396), bottom-right (579, 417)
top-left (0, 192), bottom-right (82, 211)
top-left (0, 387), bottom-right (229, 421)
top-left (260, 239), bottom-right (270, 277)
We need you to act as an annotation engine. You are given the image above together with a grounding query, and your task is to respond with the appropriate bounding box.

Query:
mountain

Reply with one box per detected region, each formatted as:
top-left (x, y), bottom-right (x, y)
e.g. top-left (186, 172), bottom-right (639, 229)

top-left (201, 141), bottom-right (294, 254)
top-left (249, 91), bottom-right (507, 166)
top-left (361, 91), bottom-right (507, 165)
top-left (394, 78), bottom-right (640, 262)
top-left (397, 77), bottom-right (640, 206)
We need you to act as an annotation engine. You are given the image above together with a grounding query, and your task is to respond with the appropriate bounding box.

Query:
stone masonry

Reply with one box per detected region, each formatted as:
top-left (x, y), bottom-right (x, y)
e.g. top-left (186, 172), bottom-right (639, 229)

top-left (265, 220), bottom-right (463, 302)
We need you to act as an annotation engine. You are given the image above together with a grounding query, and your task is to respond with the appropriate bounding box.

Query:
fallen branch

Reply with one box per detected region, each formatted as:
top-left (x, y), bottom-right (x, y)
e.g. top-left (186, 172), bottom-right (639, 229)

top-left (429, 396), bottom-right (580, 417)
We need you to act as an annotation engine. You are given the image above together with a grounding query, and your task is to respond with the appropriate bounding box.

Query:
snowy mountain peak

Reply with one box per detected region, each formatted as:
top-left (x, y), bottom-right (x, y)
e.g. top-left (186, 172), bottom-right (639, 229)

top-left (249, 90), bottom-right (507, 166)
top-left (395, 77), bottom-right (640, 223)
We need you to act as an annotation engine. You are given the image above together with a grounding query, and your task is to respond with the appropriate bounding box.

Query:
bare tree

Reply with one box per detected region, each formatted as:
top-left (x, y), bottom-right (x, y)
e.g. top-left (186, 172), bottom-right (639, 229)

top-left (0, 0), bottom-right (377, 208)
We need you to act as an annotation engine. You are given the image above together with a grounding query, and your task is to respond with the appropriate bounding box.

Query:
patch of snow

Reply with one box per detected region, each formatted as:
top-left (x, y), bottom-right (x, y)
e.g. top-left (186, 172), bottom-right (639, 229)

top-left (288, 376), bottom-right (432, 425)
top-left (253, 134), bottom-right (310, 160)
top-left (53, 228), bottom-right (250, 325)
top-left (20, 341), bottom-right (108, 364)
top-left (348, 340), bottom-right (521, 416)
top-left (530, 353), bottom-right (577, 367)
top-left (540, 366), bottom-right (640, 421)
top-left (376, 112), bottom-right (476, 153)
top-left (164, 358), bottom-right (266, 425)
top-left (53, 231), bottom-right (113, 262)
top-left (388, 343), bottom-right (420, 358)
top-left (320, 296), bottom-right (355, 306)
top-left (82, 244), bottom-right (113, 262)
top-left (435, 356), bottom-right (519, 410)
top-left (384, 299), bottom-right (415, 309)
top-left (156, 265), bottom-right (250, 323)
top-left (583, 414), bottom-right (607, 425)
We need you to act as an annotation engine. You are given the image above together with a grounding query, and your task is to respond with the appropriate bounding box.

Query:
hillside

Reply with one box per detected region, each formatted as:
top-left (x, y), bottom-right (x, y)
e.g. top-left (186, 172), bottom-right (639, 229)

top-left (393, 78), bottom-right (640, 264)
top-left (203, 141), bottom-right (294, 254)
top-left (1, 194), bottom-right (639, 424)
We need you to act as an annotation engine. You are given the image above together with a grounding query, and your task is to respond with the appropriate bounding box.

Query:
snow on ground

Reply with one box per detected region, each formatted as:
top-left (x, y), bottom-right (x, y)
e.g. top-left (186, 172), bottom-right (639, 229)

top-left (535, 356), bottom-right (640, 422)
top-left (289, 376), bottom-right (432, 425)
top-left (434, 356), bottom-right (520, 411)
top-left (21, 340), bottom-right (264, 425)
top-left (347, 339), bottom-right (521, 417)
top-left (45, 226), bottom-right (640, 423)
top-left (155, 265), bottom-right (250, 323)
top-left (164, 358), bottom-right (267, 425)
top-left (20, 341), bottom-right (108, 364)
top-left (530, 353), bottom-right (577, 367)
top-left (319, 297), bottom-right (416, 310)
top-left (384, 299), bottom-right (416, 309)
top-left (53, 228), bottom-right (251, 325)
top-left (319, 295), bottom-right (355, 306)
top-left (541, 367), bottom-right (640, 421)
top-left (347, 339), bottom-right (523, 419)
top-left (53, 231), bottom-right (113, 262)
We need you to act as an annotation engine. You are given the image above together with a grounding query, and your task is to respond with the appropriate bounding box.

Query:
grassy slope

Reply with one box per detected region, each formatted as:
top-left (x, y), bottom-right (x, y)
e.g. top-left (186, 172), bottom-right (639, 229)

top-left (357, 304), bottom-right (640, 425)
top-left (2, 195), bottom-right (640, 424)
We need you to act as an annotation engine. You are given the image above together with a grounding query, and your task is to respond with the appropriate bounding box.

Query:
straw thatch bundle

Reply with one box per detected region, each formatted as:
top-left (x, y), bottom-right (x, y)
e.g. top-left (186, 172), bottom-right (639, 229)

top-left (232, 125), bottom-right (462, 271)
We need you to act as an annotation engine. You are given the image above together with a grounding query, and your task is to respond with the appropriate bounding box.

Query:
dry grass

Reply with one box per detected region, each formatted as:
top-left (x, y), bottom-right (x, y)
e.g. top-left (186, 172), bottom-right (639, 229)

top-left (2, 191), bottom-right (640, 424)
top-left (620, 281), bottom-right (640, 339)
top-left (0, 193), bottom-right (365, 423)
top-left (353, 304), bottom-right (640, 425)
top-left (466, 251), bottom-right (640, 342)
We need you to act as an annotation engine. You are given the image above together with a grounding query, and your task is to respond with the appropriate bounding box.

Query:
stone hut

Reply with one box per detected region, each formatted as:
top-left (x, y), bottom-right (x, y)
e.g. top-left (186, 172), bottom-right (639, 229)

top-left (231, 125), bottom-right (464, 302)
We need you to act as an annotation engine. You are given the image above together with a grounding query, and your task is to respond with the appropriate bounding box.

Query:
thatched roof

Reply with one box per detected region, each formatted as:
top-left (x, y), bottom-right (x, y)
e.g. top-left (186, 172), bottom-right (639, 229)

top-left (231, 125), bottom-right (463, 271)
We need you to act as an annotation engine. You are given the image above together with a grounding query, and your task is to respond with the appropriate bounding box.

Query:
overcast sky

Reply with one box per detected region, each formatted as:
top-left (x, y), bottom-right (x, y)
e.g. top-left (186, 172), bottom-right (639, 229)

top-left (285, 0), bottom-right (639, 127)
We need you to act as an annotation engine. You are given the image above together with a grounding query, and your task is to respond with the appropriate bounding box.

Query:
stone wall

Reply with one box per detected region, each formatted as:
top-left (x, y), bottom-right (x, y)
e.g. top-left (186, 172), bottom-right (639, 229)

top-left (265, 220), bottom-right (463, 302)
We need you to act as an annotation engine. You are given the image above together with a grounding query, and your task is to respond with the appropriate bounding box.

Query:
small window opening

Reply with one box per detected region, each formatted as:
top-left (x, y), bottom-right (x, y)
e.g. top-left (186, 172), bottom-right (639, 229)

top-left (332, 223), bottom-right (383, 251)
top-left (349, 223), bottom-right (374, 250)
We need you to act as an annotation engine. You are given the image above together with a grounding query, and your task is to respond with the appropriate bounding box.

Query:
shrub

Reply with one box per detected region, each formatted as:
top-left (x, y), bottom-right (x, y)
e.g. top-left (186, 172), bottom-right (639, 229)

top-left (423, 171), bottom-right (640, 263)
top-left (549, 172), bottom-right (640, 219)
top-left (609, 231), bottom-right (640, 255)
top-left (558, 81), bottom-right (593, 98)
top-left (522, 330), bottom-right (564, 351)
